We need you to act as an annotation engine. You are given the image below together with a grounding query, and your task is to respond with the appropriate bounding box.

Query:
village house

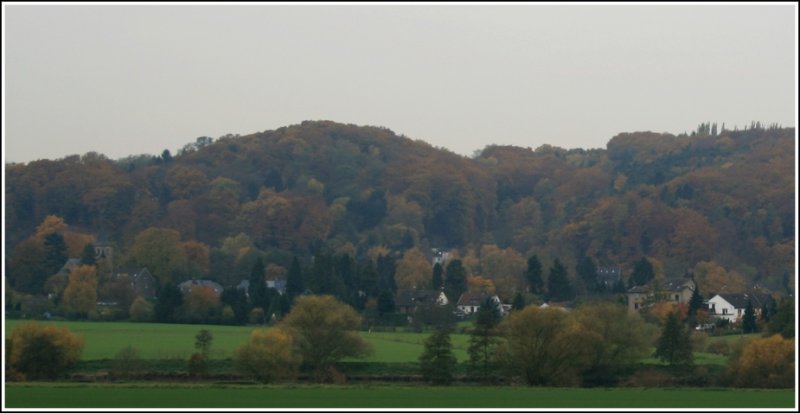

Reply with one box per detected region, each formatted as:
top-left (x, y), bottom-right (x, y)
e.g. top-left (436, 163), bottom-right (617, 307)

top-left (56, 258), bottom-right (83, 276)
top-left (236, 279), bottom-right (288, 296)
top-left (627, 278), bottom-right (695, 312)
top-left (596, 266), bottom-right (623, 290)
top-left (455, 291), bottom-right (504, 316)
top-left (431, 248), bottom-right (450, 266)
top-left (707, 292), bottom-right (773, 323)
top-left (539, 301), bottom-right (572, 312)
top-left (178, 279), bottom-right (224, 297)
top-left (112, 267), bottom-right (157, 300)
top-left (395, 289), bottom-right (449, 314)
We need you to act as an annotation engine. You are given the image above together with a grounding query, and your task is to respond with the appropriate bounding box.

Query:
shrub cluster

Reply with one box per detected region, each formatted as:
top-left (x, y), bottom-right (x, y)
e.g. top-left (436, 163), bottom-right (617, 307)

top-left (7, 322), bottom-right (84, 380)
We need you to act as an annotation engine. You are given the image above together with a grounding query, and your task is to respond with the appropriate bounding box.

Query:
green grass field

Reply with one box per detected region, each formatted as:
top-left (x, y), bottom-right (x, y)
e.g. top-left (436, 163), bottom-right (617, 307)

top-left (3, 319), bottom-right (471, 362)
top-left (5, 319), bottom-right (255, 360)
top-left (4, 383), bottom-right (794, 408)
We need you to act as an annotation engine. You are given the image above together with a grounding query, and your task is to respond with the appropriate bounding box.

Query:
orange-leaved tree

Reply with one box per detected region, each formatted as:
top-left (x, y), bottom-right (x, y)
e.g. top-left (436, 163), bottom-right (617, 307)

top-left (728, 334), bottom-right (795, 388)
top-left (8, 322), bottom-right (84, 380)
top-left (234, 328), bottom-right (301, 383)
top-left (61, 265), bottom-right (98, 318)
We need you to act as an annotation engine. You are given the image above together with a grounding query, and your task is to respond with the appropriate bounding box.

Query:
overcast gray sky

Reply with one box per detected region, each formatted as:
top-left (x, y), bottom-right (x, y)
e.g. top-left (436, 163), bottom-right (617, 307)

top-left (3, 3), bottom-right (797, 163)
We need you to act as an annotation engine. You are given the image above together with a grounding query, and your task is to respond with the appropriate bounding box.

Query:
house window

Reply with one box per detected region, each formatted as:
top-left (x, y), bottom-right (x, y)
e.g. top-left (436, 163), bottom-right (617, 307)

top-left (675, 294), bottom-right (679, 301)
top-left (722, 308), bottom-right (728, 315)
top-left (634, 303), bottom-right (639, 309)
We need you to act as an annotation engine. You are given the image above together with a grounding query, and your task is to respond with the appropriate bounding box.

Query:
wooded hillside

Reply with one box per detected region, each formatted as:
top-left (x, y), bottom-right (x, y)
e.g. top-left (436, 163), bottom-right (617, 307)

top-left (5, 120), bottom-right (795, 298)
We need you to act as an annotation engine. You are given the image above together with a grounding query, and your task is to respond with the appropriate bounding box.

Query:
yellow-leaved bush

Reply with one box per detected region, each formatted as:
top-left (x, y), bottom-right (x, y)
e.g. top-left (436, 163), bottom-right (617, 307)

top-left (233, 328), bottom-right (300, 383)
top-left (728, 334), bottom-right (795, 388)
top-left (8, 322), bottom-right (84, 380)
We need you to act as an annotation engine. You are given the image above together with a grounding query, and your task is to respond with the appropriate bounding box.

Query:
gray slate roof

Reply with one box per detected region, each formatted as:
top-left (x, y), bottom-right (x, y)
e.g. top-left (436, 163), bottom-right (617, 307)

top-left (717, 293), bottom-right (773, 309)
top-left (456, 291), bottom-right (499, 307)
top-left (57, 258), bottom-right (83, 275)
top-left (627, 278), bottom-right (694, 294)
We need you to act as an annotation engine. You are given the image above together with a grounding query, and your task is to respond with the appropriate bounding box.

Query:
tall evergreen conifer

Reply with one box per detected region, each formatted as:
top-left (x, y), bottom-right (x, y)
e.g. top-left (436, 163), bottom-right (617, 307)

top-left (654, 311), bottom-right (693, 368)
top-left (286, 256), bottom-right (304, 303)
top-left (420, 328), bottom-right (457, 385)
top-left (525, 255), bottom-right (544, 295)
top-left (431, 263), bottom-right (444, 290)
top-left (444, 260), bottom-right (467, 304)
top-left (742, 300), bottom-right (757, 334)
top-left (546, 259), bottom-right (574, 302)
top-left (249, 258), bottom-right (268, 311)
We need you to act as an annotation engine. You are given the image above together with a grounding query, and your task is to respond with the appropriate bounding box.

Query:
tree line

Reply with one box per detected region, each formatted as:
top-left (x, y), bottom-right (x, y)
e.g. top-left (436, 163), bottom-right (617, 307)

top-left (5, 213), bottom-right (646, 327)
top-left (7, 294), bottom-right (794, 389)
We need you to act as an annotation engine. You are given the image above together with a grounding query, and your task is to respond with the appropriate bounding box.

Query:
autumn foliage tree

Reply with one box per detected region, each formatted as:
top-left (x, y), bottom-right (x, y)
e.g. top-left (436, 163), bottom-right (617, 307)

top-left (9, 215), bottom-right (70, 294)
top-left (9, 238), bottom-right (47, 294)
top-left (8, 322), bottom-right (84, 380)
top-left (466, 275), bottom-right (496, 295)
top-left (479, 245), bottom-right (525, 301)
top-left (693, 261), bottom-right (747, 295)
top-left (279, 295), bottom-right (372, 381)
top-left (178, 286), bottom-right (222, 324)
top-left (728, 334), bottom-right (795, 388)
top-left (129, 296), bottom-right (154, 322)
top-left (61, 265), bottom-right (98, 318)
top-left (128, 228), bottom-right (187, 286)
top-left (496, 306), bottom-right (593, 386)
top-left (571, 302), bottom-right (650, 385)
top-left (234, 328), bottom-right (301, 383)
top-left (395, 248), bottom-right (431, 290)
top-left (648, 301), bottom-right (688, 325)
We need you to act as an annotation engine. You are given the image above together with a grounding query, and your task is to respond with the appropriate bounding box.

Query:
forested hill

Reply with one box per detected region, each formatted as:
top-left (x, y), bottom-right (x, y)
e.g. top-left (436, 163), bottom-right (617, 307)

top-left (4, 120), bottom-right (796, 297)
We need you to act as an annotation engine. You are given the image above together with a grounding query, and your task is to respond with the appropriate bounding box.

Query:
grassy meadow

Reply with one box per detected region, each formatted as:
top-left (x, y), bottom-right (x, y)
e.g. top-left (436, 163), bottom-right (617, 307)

top-left (5, 383), bottom-right (795, 408)
top-left (4, 319), bottom-right (755, 365)
top-left (3, 319), bottom-right (472, 362)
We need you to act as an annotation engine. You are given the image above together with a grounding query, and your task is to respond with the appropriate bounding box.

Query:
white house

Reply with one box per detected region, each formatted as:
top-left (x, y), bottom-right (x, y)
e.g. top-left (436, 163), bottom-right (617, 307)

top-left (707, 293), bottom-right (772, 323)
top-left (431, 248), bottom-right (450, 266)
top-left (456, 291), bottom-right (503, 315)
top-left (237, 279), bottom-right (288, 296)
top-left (395, 289), bottom-right (448, 314)
top-left (539, 302), bottom-right (570, 312)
